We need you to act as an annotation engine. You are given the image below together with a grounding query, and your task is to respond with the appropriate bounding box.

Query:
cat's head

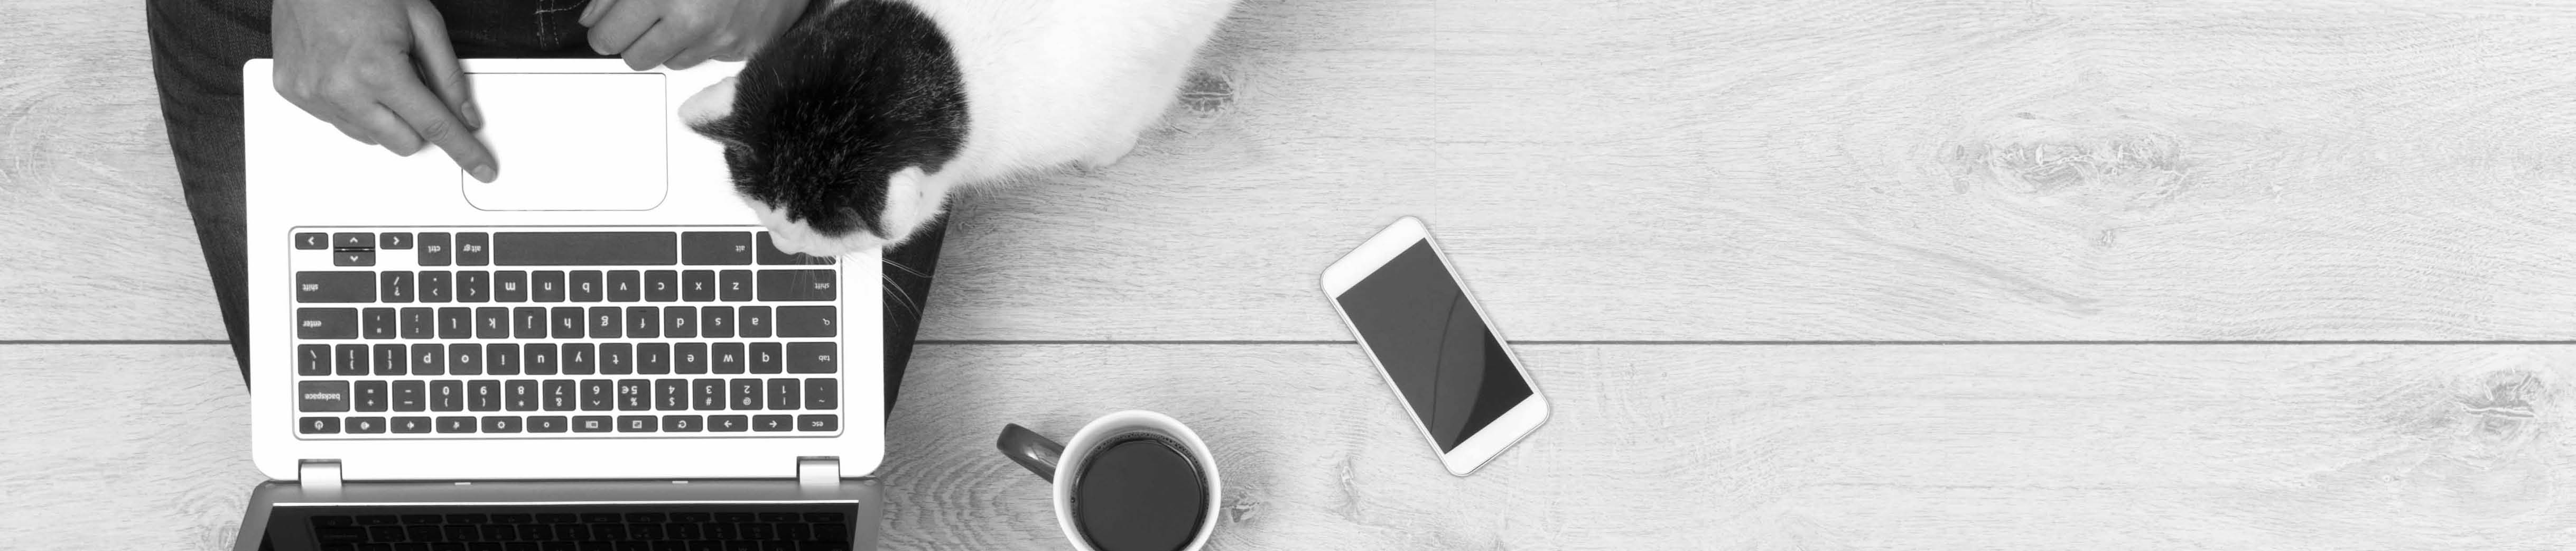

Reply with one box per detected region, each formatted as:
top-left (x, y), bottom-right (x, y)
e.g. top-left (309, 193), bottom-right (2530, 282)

top-left (678, 7), bottom-right (970, 256)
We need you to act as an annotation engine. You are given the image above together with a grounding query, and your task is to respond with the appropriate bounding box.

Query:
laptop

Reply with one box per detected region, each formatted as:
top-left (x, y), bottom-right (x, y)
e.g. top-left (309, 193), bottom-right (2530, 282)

top-left (235, 59), bottom-right (885, 550)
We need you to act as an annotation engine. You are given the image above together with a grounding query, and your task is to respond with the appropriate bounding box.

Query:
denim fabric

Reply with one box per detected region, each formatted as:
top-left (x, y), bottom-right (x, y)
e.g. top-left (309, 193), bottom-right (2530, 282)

top-left (145, 0), bottom-right (941, 412)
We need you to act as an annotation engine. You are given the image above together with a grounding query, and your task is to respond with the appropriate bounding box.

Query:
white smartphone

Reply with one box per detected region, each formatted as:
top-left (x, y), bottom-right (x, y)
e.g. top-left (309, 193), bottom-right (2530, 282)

top-left (1320, 217), bottom-right (1550, 476)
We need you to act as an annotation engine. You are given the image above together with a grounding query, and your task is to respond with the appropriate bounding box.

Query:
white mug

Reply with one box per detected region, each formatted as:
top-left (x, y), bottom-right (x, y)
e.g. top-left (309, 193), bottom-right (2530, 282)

top-left (997, 410), bottom-right (1222, 551)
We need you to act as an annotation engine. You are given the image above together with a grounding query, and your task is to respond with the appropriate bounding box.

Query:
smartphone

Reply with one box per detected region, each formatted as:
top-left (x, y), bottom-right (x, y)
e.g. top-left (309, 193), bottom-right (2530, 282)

top-left (1320, 217), bottom-right (1549, 476)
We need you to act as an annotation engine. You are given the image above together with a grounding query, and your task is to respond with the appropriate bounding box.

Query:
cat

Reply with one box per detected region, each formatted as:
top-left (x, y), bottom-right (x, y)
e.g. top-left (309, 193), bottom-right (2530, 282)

top-left (678, 0), bottom-right (1239, 257)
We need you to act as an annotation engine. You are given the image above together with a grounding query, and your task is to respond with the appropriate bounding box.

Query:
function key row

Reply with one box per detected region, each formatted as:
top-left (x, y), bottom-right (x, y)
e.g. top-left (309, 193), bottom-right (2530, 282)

top-left (298, 231), bottom-right (836, 267)
top-left (296, 305), bottom-right (834, 341)
top-left (298, 414), bottom-right (838, 435)
top-left (295, 269), bottom-right (836, 304)
top-left (296, 378), bottom-right (838, 413)
top-left (295, 341), bottom-right (838, 376)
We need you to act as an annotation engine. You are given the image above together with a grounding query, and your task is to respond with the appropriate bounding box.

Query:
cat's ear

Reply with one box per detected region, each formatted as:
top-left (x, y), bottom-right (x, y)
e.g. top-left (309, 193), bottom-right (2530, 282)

top-left (679, 77), bottom-right (740, 142)
top-left (878, 166), bottom-right (948, 236)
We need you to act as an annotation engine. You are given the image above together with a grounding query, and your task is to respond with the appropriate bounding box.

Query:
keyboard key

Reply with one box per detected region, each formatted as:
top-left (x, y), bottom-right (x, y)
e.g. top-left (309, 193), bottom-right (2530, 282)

top-left (300, 416), bottom-right (342, 434)
top-left (692, 379), bottom-right (726, 410)
top-left (500, 380), bottom-right (536, 411)
top-left (526, 344), bottom-right (559, 375)
top-left (798, 414), bottom-right (839, 431)
top-left (528, 416), bottom-right (568, 433)
top-left (393, 416), bottom-right (432, 433)
top-left (295, 232), bottom-right (328, 250)
top-left (332, 249), bottom-right (375, 267)
top-left (682, 270), bottom-right (717, 301)
top-left (346, 416), bottom-right (385, 434)
top-left (710, 415), bottom-right (748, 431)
top-left (639, 342), bottom-right (671, 375)
top-left (401, 307), bottom-right (433, 339)
top-left (489, 344), bottom-right (521, 375)
top-left (753, 415), bottom-right (794, 431)
top-left (682, 232), bottom-right (754, 265)
top-left (476, 307), bottom-right (509, 339)
top-left (533, 270), bottom-right (566, 302)
top-left (355, 380), bottom-right (387, 411)
top-left (757, 270), bottom-right (836, 301)
top-left (654, 379), bottom-right (687, 410)
top-left (712, 342), bottom-right (746, 374)
top-left (417, 232), bottom-right (452, 266)
top-left (458, 271), bottom-right (490, 302)
top-left (570, 271), bottom-right (603, 302)
top-left (581, 380), bottom-right (613, 411)
top-left (750, 342), bottom-right (783, 373)
top-left (380, 232), bottom-right (412, 250)
top-left (453, 343), bottom-right (486, 375)
top-left (438, 307), bottom-right (472, 339)
top-left (768, 379), bottom-right (800, 410)
top-left (756, 233), bottom-right (836, 264)
top-left (373, 344), bottom-right (403, 375)
top-left (564, 343), bottom-right (597, 375)
top-left (362, 308), bottom-right (396, 339)
top-left (456, 232), bottom-right (490, 266)
top-left (295, 272), bottom-right (375, 303)
top-left (720, 270), bottom-right (754, 301)
top-left (675, 342), bottom-right (708, 374)
top-left (436, 416), bottom-right (476, 433)
top-left (423, 380), bottom-right (464, 413)
top-left (739, 306), bottom-right (771, 338)
top-left (601, 343), bottom-right (634, 375)
top-left (334, 344), bottom-right (366, 375)
top-left (379, 271), bottom-right (414, 303)
top-left (412, 343), bottom-right (445, 375)
top-left (542, 380), bottom-right (575, 411)
top-left (573, 415), bottom-right (613, 433)
top-left (551, 307), bottom-right (585, 339)
top-left (806, 378), bottom-right (837, 410)
top-left (494, 232), bottom-right (678, 265)
top-left (589, 307), bottom-right (623, 339)
top-left (618, 415), bottom-right (656, 432)
top-left (626, 306), bottom-right (659, 338)
top-left (616, 379), bottom-right (649, 410)
top-left (495, 271), bottom-right (527, 302)
top-left (297, 345), bottom-right (329, 376)
top-left (513, 307), bottom-right (547, 338)
top-left (332, 232), bottom-right (374, 249)
top-left (777, 306), bottom-right (834, 338)
top-left (664, 306), bottom-right (696, 338)
top-left (646, 270), bottom-right (678, 302)
top-left (701, 307), bottom-right (734, 338)
top-left (663, 415), bottom-right (702, 432)
top-left (297, 308), bottom-right (360, 339)
top-left (731, 379), bottom-right (762, 410)
top-left (392, 380), bottom-right (425, 411)
top-left (421, 271), bottom-right (452, 303)
top-left (482, 415), bottom-right (521, 433)
top-left (788, 343), bottom-right (837, 374)
top-left (468, 380), bottom-right (499, 411)
top-left (299, 381), bottom-right (350, 411)
top-left (607, 270), bottom-right (643, 302)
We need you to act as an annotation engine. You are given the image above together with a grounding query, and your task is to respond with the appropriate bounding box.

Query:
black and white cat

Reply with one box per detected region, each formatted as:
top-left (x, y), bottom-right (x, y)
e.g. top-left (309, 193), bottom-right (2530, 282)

top-left (678, 0), bottom-right (1238, 256)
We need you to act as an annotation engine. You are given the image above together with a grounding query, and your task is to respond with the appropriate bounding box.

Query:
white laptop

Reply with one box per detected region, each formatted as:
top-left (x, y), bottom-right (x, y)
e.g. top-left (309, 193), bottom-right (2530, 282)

top-left (235, 59), bottom-right (884, 550)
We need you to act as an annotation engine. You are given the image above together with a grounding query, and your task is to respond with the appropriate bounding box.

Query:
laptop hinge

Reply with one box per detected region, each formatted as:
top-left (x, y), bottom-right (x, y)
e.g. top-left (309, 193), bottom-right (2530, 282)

top-left (797, 457), bottom-right (840, 490)
top-left (300, 460), bottom-right (345, 493)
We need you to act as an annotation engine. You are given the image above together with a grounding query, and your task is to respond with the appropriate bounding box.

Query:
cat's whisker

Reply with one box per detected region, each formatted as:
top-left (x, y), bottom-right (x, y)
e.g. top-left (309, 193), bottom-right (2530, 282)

top-left (879, 256), bottom-right (927, 279)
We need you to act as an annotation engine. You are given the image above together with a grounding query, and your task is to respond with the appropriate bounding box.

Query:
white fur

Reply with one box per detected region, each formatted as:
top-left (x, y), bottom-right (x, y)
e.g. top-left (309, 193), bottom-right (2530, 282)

top-left (687, 0), bottom-right (1236, 256)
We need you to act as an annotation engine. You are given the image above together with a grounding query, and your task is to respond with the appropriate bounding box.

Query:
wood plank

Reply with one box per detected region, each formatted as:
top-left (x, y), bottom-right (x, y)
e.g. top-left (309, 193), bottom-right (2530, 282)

top-left (0, 1), bottom-right (227, 340)
top-left (7, 342), bottom-right (2573, 548)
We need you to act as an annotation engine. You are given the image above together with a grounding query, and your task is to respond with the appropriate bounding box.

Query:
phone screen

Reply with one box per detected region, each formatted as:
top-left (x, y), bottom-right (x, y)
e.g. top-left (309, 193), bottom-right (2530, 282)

top-left (1336, 240), bottom-right (1533, 452)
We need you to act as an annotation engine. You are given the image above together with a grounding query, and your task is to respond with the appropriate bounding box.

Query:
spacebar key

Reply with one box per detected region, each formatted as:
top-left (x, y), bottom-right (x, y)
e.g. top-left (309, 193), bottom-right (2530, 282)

top-left (492, 232), bottom-right (678, 266)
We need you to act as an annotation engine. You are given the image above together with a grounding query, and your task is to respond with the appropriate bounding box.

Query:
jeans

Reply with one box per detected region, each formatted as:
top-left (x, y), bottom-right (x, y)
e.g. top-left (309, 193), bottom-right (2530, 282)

top-left (145, 0), bottom-right (943, 412)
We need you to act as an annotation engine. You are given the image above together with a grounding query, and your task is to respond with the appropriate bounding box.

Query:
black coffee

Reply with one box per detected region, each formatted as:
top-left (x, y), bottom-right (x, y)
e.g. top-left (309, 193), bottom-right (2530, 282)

top-left (1070, 433), bottom-right (1208, 551)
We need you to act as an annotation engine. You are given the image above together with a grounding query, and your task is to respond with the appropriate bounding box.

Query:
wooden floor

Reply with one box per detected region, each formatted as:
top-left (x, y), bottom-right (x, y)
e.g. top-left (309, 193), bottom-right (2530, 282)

top-left (6, 1), bottom-right (2575, 549)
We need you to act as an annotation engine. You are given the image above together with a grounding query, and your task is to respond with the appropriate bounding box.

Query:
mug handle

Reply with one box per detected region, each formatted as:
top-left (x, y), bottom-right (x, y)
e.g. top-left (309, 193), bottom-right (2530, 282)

top-left (997, 423), bottom-right (1067, 483)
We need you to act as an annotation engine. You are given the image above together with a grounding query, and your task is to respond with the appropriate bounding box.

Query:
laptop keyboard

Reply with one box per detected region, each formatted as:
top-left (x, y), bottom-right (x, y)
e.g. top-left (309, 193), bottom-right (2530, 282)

top-left (293, 506), bottom-right (855, 551)
top-left (290, 227), bottom-right (847, 439)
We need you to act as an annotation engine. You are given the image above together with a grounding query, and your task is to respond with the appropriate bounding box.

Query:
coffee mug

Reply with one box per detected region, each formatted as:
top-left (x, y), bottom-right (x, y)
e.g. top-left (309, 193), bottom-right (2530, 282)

top-left (997, 411), bottom-right (1222, 551)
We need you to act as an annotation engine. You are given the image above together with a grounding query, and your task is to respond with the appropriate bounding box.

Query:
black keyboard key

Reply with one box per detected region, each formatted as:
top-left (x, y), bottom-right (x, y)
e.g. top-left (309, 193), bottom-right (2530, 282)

top-left (778, 522), bottom-right (810, 540)
top-left (335, 344), bottom-right (366, 375)
top-left (776, 306), bottom-right (834, 338)
top-left (740, 522), bottom-right (774, 540)
top-left (296, 232), bottom-right (329, 250)
top-left (681, 270), bottom-right (716, 301)
top-left (681, 232), bottom-right (754, 265)
top-left (692, 379), bottom-right (726, 410)
top-left (374, 344), bottom-right (404, 375)
top-left (662, 415), bottom-right (702, 432)
top-left (667, 523), bottom-right (701, 540)
top-left (590, 307), bottom-right (623, 339)
top-left (421, 271), bottom-right (452, 303)
top-left (458, 271), bottom-right (490, 302)
top-left (607, 271), bottom-right (641, 302)
top-left (427, 379), bottom-right (465, 411)
top-left (804, 512), bottom-right (843, 523)
top-left (601, 343), bottom-right (634, 375)
top-left (330, 232), bottom-right (373, 250)
top-left (526, 344), bottom-right (560, 375)
top-left (767, 379), bottom-right (799, 410)
top-left (645, 270), bottom-right (678, 302)
top-left (714, 512), bottom-right (755, 523)
top-left (392, 416), bottom-right (432, 433)
top-left (749, 343), bottom-right (783, 374)
top-left (581, 380), bottom-right (614, 411)
top-left (542, 380), bottom-right (575, 411)
top-left (701, 307), bottom-right (734, 338)
top-left (418, 232), bottom-right (452, 266)
top-left (355, 380), bottom-right (388, 411)
top-left (639, 342), bottom-right (671, 375)
top-left (574, 415), bottom-right (613, 433)
top-left (528, 416), bottom-right (568, 433)
top-left (709, 415), bottom-right (748, 431)
top-left (314, 526), bottom-right (364, 543)
top-left (482, 415), bottom-right (521, 433)
top-left (392, 381), bottom-right (425, 411)
top-left (496, 271), bottom-right (528, 302)
top-left (664, 306), bottom-right (696, 338)
top-left (346, 416), bottom-right (385, 434)
top-left (654, 379), bottom-right (687, 410)
top-left (756, 270), bottom-right (836, 301)
top-left (805, 379), bottom-right (836, 410)
top-left (713, 342), bottom-right (746, 374)
top-left (505, 379), bottom-right (537, 410)
top-left (381, 271), bottom-right (415, 304)
top-left (570, 271), bottom-right (603, 302)
top-left (333, 249), bottom-right (375, 267)
top-left (364, 308), bottom-right (398, 339)
top-left (436, 416), bottom-right (476, 433)
top-left (739, 306), bottom-right (771, 338)
top-left (731, 379), bottom-right (763, 410)
top-left (468, 380), bottom-right (500, 411)
top-left (490, 344), bottom-right (522, 375)
top-left (787, 343), bottom-right (835, 374)
top-left (380, 232), bottom-right (413, 250)
top-left (402, 307), bottom-right (434, 339)
top-left (457, 232), bottom-right (490, 266)
top-left (756, 233), bottom-right (836, 264)
top-left (533, 271), bottom-right (566, 302)
top-left (617, 415), bottom-right (656, 432)
top-left (439, 307), bottom-right (473, 339)
top-left (720, 270), bottom-right (753, 301)
top-left (798, 414), bottom-right (838, 431)
top-left (551, 307), bottom-right (585, 339)
top-left (616, 379), bottom-right (649, 410)
top-left (413, 344), bottom-right (446, 376)
top-left (299, 345), bottom-right (330, 376)
top-left (564, 343), bottom-right (597, 375)
top-left (676, 342), bottom-right (708, 374)
top-left (476, 307), bottom-right (509, 339)
top-left (298, 308), bottom-right (360, 339)
top-left (494, 232), bottom-right (677, 265)
top-left (514, 307), bottom-right (547, 339)
top-left (705, 522), bottom-right (740, 539)
top-left (626, 307), bottom-right (659, 339)
top-left (299, 381), bottom-right (350, 411)
top-left (451, 343), bottom-right (485, 375)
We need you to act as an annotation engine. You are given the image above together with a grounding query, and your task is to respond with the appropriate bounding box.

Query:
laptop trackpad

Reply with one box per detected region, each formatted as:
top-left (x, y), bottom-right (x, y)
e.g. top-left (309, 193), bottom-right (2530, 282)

top-left (462, 72), bottom-right (667, 210)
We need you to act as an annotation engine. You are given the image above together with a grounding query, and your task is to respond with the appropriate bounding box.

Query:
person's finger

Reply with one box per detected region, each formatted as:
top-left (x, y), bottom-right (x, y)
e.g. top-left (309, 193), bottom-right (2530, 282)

top-left (579, 0), bottom-right (618, 27)
top-left (587, 1), bottom-right (659, 55)
top-left (328, 119), bottom-right (380, 146)
top-left (379, 83), bottom-right (498, 181)
top-left (342, 102), bottom-right (425, 156)
top-left (404, 2), bottom-right (479, 129)
top-left (622, 23), bottom-right (691, 70)
top-left (665, 43), bottom-right (721, 70)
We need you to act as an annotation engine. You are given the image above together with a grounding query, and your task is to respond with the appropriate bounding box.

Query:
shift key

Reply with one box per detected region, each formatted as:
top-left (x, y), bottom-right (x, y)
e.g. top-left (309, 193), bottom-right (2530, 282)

top-left (757, 270), bottom-right (835, 301)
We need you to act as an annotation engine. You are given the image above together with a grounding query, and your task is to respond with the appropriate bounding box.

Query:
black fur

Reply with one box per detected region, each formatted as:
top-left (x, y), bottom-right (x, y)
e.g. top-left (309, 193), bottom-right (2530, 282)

top-left (689, 0), bottom-right (970, 239)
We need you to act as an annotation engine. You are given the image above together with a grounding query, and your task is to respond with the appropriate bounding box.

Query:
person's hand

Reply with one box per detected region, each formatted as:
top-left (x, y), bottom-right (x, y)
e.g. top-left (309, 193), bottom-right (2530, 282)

top-left (272, 0), bottom-right (496, 181)
top-left (582, 0), bottom-right (811, 70)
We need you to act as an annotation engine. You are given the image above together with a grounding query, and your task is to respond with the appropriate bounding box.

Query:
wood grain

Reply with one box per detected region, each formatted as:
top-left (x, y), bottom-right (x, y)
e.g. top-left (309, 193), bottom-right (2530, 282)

top-left (0, 345), bottom-right (260, 550)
